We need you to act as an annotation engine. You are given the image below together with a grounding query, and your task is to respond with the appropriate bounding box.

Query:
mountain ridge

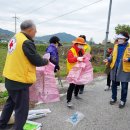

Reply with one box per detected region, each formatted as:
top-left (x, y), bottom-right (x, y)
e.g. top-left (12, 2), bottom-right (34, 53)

top-left (0, 28), bottom-right (76, 43)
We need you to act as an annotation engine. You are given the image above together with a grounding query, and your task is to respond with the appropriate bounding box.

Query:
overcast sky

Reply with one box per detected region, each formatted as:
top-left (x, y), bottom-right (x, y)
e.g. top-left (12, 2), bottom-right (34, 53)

top-left (0, 0), bottom-right (130, 43)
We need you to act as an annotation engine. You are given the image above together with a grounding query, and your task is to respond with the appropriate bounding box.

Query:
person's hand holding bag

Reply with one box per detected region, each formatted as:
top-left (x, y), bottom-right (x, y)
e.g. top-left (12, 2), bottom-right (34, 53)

top-left (77, 57), bottom-right (84, 62)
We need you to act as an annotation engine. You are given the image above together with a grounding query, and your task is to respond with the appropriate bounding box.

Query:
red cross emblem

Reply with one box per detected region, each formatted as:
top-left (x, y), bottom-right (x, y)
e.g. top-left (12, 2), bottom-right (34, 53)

top-left (9, 40), bottom-right (14, 49)
top-left (8, 38), bottom-right (16, 53)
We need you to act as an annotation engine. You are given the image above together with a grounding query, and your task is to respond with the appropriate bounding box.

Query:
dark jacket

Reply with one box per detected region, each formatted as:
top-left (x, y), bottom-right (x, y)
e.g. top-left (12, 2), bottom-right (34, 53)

top-left (46, 43), bottom-right (60, 72)
top-left (22, 33), bottom-right (48, 67)
top-left (104, 52), bottom-right (111, 74)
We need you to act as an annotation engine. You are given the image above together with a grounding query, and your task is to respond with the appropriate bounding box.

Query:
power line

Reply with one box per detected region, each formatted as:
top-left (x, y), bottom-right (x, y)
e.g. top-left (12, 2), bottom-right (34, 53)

top-left (38, 0), bottom-right (104, 24)
top-left (21, 0), bottom-right (45, 13)
top-left (22, 0), bottom-right (57, 15)
top-left (17, 18), bottom-right (23, 23)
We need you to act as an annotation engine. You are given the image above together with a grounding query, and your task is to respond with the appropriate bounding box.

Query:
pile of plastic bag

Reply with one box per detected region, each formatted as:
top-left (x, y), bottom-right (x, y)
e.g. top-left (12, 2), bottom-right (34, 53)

top-left (28, 109), bottom-right (51, 120)
top-left (66, 53), bottom-right (93, 85)
top-left (29, 53), bottom-right (60, 104)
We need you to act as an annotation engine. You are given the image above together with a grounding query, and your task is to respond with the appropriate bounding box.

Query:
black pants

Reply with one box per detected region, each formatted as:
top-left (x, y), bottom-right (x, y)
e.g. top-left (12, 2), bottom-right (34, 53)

top-left (0, 88), bottom-right (29, 130)
top-left (79, 85), bottom-right (84, 92)
top-left (107, 73), bottom-right (111, 87)
top-left (67, 83), bottom-right (81, 102)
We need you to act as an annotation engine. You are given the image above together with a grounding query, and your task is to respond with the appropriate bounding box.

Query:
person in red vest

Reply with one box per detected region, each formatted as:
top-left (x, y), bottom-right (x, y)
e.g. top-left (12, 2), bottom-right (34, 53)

top-left (78, 35), bottom-right (91, 94)
top-left (66, 37), bottom-right (86, 107)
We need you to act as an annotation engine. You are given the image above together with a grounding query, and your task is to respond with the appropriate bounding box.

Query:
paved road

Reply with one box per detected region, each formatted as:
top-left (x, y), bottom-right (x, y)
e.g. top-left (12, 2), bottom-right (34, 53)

top-left (33, 76), bottom-right (130, 130)
top-left (1, 76), bottom-right (130, 130)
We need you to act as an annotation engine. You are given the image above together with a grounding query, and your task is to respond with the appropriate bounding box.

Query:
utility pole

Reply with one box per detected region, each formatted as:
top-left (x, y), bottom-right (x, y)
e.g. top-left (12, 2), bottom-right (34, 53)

top-left (103, 0), bottom-right (112, 58)
top-left (12, 14), bottom-right (18, 33)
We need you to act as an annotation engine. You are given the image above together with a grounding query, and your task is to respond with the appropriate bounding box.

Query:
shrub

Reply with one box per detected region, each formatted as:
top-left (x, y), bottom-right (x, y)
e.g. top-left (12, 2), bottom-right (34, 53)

top-left (0, 77), bottom-right (4, 83)
top-left (0, 91), bottom-right (8, 98)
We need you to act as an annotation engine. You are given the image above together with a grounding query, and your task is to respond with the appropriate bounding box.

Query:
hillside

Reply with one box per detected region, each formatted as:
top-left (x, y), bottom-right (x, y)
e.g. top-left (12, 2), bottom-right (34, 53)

top-left (0, 28), bottom-right (14, 40)
top-left (36, 32), bottom-right (76, 43)
top-left (0, 28), bottom-right (76, 43)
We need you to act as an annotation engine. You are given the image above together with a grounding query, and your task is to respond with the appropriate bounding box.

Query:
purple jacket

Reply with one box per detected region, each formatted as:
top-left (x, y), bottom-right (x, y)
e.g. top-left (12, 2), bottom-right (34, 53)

top-left (45, 43), bottom-right (59, 72)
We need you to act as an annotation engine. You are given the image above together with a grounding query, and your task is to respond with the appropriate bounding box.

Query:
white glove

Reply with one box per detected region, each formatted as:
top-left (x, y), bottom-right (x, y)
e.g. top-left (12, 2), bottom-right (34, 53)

top-left (103, 59), bottom-right (108, 63)
top-left (77, 57), bottom-right (84, 62)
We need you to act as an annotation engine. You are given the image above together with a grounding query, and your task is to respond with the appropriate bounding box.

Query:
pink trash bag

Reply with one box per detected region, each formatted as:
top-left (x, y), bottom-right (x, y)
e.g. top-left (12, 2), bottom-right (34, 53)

top-left (30, 61), bottom-right (60, 103)
top-left (66, 53), bottom-right (93, 85)
top-left (29, 67), bottom-right (45, 102)
top-left (42, 62), bottom-right (60, 103)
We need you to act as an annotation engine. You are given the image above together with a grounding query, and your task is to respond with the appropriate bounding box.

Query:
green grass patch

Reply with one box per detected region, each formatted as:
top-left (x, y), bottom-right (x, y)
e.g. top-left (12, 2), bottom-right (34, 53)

top-left (36, 44), bottom-right (48, 55)
top-left (93, 65), bottom-right (105, 73)
top-left (0, 97), bottom-right (8, 104)
top-left (0, 91), bottom-right (8, 98)
top-left (0, 77), bottom-right (5, 83)
top-left (0, 44), bottom-right (7, 83)
top-left (0, 91), bottom-right (8, 108)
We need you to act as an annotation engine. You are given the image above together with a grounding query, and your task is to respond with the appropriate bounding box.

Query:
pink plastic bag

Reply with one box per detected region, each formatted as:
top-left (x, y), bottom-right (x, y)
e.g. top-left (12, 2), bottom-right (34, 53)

top-left (42, 62), bottom-right (60, 103)
top-left (43, 53), bottom-right (50, 60)
top-left (29, 69), bottom-right (44, 102)
top-left (29, 62), bottom-right (60, 103)
top-left (66, 54), bottom-right (93, 85)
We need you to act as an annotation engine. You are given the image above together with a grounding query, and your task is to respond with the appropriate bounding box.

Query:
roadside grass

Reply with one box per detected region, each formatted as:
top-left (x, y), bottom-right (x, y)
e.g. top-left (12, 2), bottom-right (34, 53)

top-left (0, 45), bottom-right (7, 83)
top-left (0, 44), bottom-right (105, 82)
top-left (93, 65), bottom-right (105, 73)
top-left (0, 91), bottom-right (8, 109)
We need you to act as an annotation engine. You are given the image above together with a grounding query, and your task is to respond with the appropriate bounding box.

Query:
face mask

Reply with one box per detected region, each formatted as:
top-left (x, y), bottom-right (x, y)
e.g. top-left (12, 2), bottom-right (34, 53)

top-left (77, 45), bottom-right (84, 49)
top-left (55, 43), bottom-right (58, 48)
top-left (118, 39), bottom-right (125, 44)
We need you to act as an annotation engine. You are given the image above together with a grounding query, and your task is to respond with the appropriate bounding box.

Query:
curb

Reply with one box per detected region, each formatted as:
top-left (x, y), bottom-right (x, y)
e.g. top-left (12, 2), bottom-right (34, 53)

top-left (0, 76), bottom-right (106, 93)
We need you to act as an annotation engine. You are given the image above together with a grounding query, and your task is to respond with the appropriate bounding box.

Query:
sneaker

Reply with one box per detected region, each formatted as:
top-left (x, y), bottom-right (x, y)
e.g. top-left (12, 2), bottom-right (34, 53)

top-left (119, 101), bottom-right (125, 109)
top-left (79, 90), bottom-right (83, 94)
top-left (104, 85), bottom-right (110, 91)
top-left (67, 102), bottom-right (73, 107)
top-left (117, 86), bottom-right (120, 90)
top-left (110, 99), bottom-right (117, 105)
top-left (75, 96), bottom-right (82, 100)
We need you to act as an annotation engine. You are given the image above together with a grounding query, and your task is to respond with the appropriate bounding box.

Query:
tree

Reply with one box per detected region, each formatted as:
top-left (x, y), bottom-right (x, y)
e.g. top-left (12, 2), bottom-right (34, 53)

top-left (115, 24), bottom-right (130, 34)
